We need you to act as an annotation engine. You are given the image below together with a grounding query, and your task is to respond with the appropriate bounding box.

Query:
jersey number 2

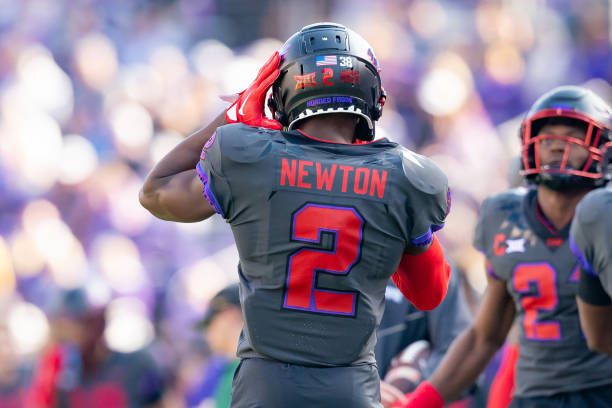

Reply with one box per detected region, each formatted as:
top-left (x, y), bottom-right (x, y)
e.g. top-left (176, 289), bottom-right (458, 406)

top-left (512, 263), bottom-right (561, 341)
top-left (283, 204), bottom-right (363, 316)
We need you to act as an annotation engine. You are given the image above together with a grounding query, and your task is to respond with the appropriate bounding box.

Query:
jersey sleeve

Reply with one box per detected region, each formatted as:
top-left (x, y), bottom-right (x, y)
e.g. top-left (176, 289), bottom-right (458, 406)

top-left (571, 189), bottom-right (612, 303)
top-left (472, 194), bottom-right (511, 280)
top-left (196, 127), bottom-right (233, 219)
top-left (578, 270), bottom-right (612, 306)
top-left (473, 196), bottom-right (494, 254)
top-left (569, 204), bottom-right (595, 276)
top-left (400, 149), bottom-right (450, 247)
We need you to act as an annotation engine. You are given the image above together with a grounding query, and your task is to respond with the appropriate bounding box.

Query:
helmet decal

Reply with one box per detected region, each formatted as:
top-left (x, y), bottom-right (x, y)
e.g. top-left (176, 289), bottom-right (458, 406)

top-left (315, 55), bottom-right (338, 66)
top-left (272, 22), bottom-right (385, 141)
top-left (340, 69), bottom-right (360, 84)
top-left (294, 72), bottom-right (317, 90)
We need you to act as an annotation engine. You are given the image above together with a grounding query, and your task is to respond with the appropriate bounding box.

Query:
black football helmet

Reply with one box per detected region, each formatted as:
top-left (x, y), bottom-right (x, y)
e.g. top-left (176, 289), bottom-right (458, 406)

top-left (520, 85), bottom-right (611, 189)
top-left (603, 141), bottom-right (612, 181)
top-left (270, 22), bottom-right (386, 141)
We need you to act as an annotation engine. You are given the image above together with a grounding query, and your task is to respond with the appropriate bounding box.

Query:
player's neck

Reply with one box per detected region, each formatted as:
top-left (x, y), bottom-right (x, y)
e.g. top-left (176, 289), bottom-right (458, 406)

top-left (81, 342), bottom-right (110, 375)
top-left (296, 115), bottom-right (358, 144)
top-left (536, 185), bottom-right (591, 230)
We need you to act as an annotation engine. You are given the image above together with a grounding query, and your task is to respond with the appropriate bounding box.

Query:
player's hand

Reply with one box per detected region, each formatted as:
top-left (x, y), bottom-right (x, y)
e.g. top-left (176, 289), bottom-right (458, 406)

top-left (225, 52), bottom-right (282, 130)
top-left (380, 380), bottom-right (405, 407)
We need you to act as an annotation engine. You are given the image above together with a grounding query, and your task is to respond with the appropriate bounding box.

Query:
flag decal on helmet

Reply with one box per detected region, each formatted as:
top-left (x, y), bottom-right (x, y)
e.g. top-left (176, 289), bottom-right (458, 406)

top-left (315, 55), bottom-right (337, 66)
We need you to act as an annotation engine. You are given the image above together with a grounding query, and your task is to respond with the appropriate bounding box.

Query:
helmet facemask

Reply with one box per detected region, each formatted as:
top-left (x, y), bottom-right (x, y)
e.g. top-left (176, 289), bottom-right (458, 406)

top-left (520, 86), bottom-right (611, 190)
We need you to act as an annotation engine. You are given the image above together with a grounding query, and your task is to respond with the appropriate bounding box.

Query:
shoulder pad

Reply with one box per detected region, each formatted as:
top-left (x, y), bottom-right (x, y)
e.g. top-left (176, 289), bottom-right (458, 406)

top-left (481, 187), bottom-right (527, 214)
top-left (476, 188), bottom-right (528, 233)
top-left (473, 188), bottom-right (528, 254)
top-left (216, 123), bottom-right (280, 163)
top-left (400, 148), bottom-right (447, 195)
top-left (576, 188), bottom-right (612, 224)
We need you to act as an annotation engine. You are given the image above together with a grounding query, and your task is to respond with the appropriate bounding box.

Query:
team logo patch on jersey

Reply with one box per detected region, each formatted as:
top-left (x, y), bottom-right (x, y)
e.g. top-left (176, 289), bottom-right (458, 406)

top-left (505, 238), bottom-right (526, 254)
top-left (494, 233), bottom-right (527, 255)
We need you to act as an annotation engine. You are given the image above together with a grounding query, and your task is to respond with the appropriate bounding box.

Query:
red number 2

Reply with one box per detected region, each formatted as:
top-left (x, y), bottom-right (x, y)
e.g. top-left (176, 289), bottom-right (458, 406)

top-left (283, 204), bottom-right (363, 316)
top-left (512, 263), bottom-right (561, 341)
top-left (322, 68), bottom-right (334, 86)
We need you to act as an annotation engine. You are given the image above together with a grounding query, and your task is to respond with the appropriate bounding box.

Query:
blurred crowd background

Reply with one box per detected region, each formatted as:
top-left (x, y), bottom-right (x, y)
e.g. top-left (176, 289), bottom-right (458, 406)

top-left (0, 0), bottom-right (610, 406)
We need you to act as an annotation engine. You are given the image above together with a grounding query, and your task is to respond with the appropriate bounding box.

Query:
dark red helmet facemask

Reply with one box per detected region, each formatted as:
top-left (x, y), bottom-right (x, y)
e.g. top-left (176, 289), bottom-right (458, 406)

top-left (519, 86), bottom-right (611, 190)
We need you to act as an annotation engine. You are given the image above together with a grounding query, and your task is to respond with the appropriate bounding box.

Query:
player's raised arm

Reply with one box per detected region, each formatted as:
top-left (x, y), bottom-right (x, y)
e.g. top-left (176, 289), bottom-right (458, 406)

top-left (139, 52), bottom-right (282, 222)
top-left (139, 113), bottom-right (226, 222)
top-left (391, 149), bottom-right (452, 310)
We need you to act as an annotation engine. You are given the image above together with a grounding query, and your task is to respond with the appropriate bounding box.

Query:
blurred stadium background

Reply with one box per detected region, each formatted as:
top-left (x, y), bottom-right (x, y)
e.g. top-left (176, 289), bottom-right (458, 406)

top-left (0, 0), bottom-right (609, 405)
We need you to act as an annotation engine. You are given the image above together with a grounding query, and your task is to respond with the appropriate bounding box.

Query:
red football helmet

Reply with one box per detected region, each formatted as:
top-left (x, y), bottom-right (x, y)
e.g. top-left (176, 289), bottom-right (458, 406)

top-left (520, 85), bottom-right (611, 189)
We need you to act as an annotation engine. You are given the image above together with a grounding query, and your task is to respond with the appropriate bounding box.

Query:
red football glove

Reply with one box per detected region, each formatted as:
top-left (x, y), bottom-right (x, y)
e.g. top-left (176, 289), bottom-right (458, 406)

top-left (396, 381), bottom-right (444, 408)
top-left (26, 344), bottom-right (63, 408)
top-left (225, 52), bottom-right (282, 130)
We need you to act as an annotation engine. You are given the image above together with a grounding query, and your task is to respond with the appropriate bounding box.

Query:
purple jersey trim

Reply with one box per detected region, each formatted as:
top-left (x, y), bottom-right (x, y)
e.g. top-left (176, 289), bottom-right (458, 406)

top-left (196, 162), bottom-right (225, 217)
top-left (410, 223), bottom-right (445, 247)
top-left (569, 236), bottom-right (595, 276)
top-left (485, 260), bottom-right (503, 280)
top-left (535, 201), bottom-right (559, 235)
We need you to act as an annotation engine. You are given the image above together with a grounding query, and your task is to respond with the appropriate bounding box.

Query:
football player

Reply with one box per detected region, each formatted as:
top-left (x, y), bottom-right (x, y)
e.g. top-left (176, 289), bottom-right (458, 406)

top-left (140, 23), bottom-right (452, 407)
top-left (570, 139), bottom-right (612, 355)
top-left (400, 86), bottom-right (612, 408)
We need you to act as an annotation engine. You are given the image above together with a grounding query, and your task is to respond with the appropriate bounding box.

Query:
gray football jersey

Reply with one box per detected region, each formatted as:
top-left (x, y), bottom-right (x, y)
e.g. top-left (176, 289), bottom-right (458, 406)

top-left (570, 183), bottom-right (612, 297)
top-left (197, 124), bottom-right (449, 367)
top-left (474, 188), bottom-right (612, 397)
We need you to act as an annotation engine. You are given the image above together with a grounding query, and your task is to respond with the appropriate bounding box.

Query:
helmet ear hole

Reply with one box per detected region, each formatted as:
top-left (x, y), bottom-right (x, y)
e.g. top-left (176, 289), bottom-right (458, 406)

top-left (268, 96), bottom-right (288, 126)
